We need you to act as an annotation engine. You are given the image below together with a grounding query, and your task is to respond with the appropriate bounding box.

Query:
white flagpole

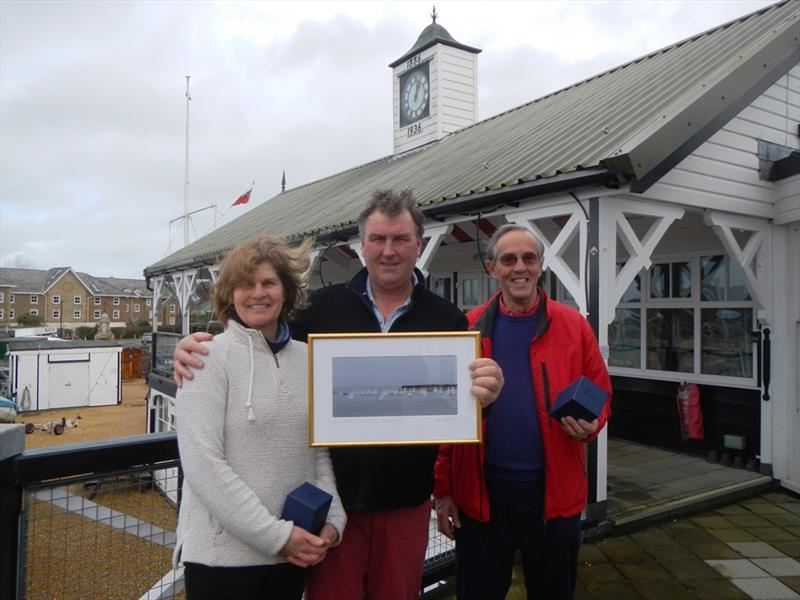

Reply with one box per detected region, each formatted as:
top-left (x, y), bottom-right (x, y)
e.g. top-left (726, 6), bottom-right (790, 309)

top-left (183, 75), bottom-right (191, 247)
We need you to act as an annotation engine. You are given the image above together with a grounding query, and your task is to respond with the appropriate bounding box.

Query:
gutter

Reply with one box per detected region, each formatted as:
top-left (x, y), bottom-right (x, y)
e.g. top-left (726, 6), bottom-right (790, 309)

top-left (145, 167), bottom-right (627, 282)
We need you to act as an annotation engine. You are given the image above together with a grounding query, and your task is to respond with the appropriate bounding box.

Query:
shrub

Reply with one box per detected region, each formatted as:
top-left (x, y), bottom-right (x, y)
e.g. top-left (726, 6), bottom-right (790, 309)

top-left (16, 312), bottom-right (44, 326)
top-left (74, 326), bottom-right (95, 340)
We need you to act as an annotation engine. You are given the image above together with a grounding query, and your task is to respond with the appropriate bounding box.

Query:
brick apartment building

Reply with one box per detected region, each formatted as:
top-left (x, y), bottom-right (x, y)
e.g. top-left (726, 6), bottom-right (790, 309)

top-left (0, 267), bottom-right (180, 330)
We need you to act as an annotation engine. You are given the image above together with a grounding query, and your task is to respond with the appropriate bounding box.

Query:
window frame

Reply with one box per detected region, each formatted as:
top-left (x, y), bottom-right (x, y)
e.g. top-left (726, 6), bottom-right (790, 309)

top-left (73, 309), bottom-right (81, 320)
top-left (608, 251), bottom-right (757, 388)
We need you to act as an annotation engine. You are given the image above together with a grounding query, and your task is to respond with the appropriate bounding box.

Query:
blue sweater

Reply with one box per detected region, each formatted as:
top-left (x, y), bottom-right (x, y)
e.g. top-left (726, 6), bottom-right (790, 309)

top-left (485, 311), bottom-right (543, 481)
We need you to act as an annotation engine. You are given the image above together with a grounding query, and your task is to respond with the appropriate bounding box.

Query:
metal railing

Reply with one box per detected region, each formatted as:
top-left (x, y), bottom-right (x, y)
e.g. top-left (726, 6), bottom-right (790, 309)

top-left (2, 432), bottom-right (456, 599)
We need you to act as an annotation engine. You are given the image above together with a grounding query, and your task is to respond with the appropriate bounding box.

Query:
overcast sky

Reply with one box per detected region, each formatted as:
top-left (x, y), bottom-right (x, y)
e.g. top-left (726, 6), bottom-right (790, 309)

top-left (0, 0), bottom-right (775, 279)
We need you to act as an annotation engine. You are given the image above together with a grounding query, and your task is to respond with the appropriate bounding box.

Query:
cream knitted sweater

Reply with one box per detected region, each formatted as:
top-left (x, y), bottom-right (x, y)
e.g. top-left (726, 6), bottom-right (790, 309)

top-left (173, 320), bottom-right (345, 567)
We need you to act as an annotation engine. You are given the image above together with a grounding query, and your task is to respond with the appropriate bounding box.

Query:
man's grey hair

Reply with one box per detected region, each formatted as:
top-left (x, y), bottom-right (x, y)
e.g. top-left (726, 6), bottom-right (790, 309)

top-left (486, 224), bottom-right (544, 261)
top-left (357, 189), bottom-right (425, 239)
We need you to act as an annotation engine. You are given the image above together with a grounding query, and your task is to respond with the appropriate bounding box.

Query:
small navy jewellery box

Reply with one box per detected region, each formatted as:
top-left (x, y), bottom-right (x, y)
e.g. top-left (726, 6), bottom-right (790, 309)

top-left (549, 376), bottom-right (607, 422)
top-left (281, 482), bottom-right (332, 534)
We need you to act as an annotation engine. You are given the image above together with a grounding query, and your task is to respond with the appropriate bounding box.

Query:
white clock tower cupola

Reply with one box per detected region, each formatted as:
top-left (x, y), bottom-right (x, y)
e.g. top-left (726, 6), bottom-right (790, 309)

top-left (390, 10), bottom-right (481, 154)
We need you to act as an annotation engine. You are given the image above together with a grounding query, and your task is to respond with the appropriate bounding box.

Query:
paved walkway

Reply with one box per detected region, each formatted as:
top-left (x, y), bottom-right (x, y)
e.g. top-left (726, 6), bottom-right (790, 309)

top-left (438, 439), bottom-right (798, 599)
top-left (569, 490), bottom-right (800, 599)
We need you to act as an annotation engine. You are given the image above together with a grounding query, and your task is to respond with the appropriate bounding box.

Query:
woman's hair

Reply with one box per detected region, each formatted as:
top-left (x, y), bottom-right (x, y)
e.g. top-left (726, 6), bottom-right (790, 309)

top-left (212, 236), bottom-right (314, 325)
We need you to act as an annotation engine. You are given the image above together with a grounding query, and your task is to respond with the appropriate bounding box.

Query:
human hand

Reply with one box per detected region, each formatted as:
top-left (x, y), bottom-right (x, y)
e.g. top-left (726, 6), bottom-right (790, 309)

top-left (560, 416), bottom-right (598, 441)
top-left (469, 358), bottom-right (504, 408)
top-left (172, 332), bottom-right (214, 387)
top-left (279, 526), bottom-right (329, 568)
top-left (319, 523), bottom-right (339, 546)
top-left (435, 495), bottom-right (461, 541)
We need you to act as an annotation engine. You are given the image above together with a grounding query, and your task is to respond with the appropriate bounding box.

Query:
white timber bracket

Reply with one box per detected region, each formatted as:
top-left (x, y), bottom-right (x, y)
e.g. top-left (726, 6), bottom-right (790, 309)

top-left (207, 265), bottom-right (221, 285)
top-left (171, 269), bottom-right (198, 335)
top-left (416, 223), bottom-right (454, 278)
top-left (506, 203), bottom-right (589, 315)
top-left (704, 211), bottom-right (772, 326)
top-left (150, 275), bottom-right (166, 331)
top-left (304, 250), bottom-right (321, 280)
top-left (600, 199), bottom-right (684, 328)
top-left (347, 241), bottom-right (365, 265)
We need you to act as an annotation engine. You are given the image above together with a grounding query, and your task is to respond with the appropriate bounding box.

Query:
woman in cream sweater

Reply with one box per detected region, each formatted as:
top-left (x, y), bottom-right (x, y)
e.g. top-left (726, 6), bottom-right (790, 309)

top-left (174, 236), bottom-right (345, 600)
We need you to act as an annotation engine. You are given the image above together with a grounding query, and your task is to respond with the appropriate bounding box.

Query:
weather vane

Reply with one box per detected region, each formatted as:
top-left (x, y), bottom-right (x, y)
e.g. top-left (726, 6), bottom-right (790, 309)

top-left (431, 5), bottom-right (438, 24)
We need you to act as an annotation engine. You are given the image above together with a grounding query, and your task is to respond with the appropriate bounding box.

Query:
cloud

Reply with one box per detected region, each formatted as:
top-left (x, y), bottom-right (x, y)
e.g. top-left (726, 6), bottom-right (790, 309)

top-left (0, 0), bottom-right (774, 278)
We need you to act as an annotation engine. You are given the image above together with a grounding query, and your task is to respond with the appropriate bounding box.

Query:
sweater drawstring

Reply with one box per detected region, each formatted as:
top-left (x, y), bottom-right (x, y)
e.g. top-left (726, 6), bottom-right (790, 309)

top-left (246, 335), bottom-right (255, 421)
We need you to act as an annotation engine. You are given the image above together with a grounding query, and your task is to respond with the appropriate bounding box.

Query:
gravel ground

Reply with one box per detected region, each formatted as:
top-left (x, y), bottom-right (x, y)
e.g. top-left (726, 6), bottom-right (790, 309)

top-left (20, 379), bottom-right (149, 449)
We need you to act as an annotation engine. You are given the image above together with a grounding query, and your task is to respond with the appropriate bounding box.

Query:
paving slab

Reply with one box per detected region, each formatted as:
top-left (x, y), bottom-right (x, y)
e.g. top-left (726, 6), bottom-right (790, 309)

top-left (658, 556), bottom-right (726, 581)
top-left (630, 579), bottom-right (695, 599)
top-left (712, 528), bottom-right (763, 543)
top-left (752, 558), bottom-right (800, 577)
top-left (706, 558), bottom-right (771, 578)
top-left (730, 577), bottom-right (800, 599)
top-left (729, 542), bottom-right (790, 558)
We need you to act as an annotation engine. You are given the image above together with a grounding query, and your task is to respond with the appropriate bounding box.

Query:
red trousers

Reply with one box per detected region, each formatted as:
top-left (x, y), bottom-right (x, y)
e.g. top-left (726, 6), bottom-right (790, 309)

top-left (305, 500), bottom-right (432, 600)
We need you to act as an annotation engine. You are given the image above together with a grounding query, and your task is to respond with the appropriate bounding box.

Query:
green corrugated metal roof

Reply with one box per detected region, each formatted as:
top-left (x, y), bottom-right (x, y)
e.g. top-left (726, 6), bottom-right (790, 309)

top-left (145, 0), bottom-right (799, 276)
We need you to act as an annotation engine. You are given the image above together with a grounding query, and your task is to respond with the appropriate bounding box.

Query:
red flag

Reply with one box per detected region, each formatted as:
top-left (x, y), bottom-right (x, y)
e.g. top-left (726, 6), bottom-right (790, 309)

top-left (232, 184), bottom-right (253, 207)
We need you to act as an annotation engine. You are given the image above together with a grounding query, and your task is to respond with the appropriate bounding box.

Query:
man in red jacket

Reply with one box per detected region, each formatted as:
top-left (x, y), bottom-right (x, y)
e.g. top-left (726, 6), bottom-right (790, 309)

top-left (434, 224), bottom-right (611, 600)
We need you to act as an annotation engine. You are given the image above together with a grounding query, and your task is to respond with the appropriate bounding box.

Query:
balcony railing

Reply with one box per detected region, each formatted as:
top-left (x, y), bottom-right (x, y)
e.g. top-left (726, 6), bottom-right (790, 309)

top-left (1, 430), bottom-right (455, 599)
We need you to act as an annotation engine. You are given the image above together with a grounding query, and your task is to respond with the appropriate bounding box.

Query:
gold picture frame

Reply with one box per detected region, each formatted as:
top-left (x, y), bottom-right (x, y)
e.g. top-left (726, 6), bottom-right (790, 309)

top-left (308, 331), bottom-right (482, 447)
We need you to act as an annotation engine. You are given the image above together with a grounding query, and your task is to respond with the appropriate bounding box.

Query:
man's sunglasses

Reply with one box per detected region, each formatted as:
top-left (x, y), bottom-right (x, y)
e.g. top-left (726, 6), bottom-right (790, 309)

top-left (496, 252), bottom-right (540, 267)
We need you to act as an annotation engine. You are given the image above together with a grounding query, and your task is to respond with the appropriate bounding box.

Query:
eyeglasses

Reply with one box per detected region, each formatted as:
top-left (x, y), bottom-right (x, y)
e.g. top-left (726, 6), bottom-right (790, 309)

top-left (497, 252), bottom-right (540, 267)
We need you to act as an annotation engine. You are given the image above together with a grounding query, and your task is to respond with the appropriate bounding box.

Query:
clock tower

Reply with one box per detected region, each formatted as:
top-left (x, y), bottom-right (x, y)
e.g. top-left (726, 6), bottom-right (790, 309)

top-left (390, 11), bottom-right (481, 154)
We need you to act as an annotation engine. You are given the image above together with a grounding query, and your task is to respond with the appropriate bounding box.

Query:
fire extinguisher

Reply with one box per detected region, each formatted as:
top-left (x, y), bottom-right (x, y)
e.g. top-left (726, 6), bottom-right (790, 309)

top-left (677, 382), bottom-right (704, 441)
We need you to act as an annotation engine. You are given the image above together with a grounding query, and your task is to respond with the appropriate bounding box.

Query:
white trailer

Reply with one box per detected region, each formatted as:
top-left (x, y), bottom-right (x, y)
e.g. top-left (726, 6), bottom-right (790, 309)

top-left (8, 340), bottom-right (121, 412)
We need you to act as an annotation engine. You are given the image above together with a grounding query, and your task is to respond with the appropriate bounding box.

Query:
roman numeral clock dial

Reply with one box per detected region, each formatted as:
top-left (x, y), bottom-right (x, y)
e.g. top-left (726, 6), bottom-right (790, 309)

top-left (399, 60), bottom-right (430, 131)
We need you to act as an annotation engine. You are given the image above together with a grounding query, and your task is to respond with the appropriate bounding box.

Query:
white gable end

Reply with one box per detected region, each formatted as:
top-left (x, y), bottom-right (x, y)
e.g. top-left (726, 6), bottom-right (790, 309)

top-left (643, 64), bottom-right (799, 220)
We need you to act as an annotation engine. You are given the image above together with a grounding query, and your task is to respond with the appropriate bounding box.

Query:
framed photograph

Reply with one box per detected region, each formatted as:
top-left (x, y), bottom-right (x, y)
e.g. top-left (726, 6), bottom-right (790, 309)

top-left (308, 331), bottom-right (482, 447)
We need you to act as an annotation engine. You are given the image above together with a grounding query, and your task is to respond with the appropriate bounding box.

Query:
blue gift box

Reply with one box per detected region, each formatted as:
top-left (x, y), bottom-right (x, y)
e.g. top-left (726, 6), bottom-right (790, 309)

top-left (281, 482), bottom-right (332, 535)
top-left (549, 376), bottom-right (607, 422)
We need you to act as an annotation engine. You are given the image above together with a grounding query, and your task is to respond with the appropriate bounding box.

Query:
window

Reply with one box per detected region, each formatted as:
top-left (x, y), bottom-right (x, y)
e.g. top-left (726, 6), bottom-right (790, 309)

top-left (9, 294), bottom-right (14, 304)
top-left (432, 276), bottom-right (452, 303)
top-left (73, 310), bottom-right (81, 320)
top-left (169, 304), bottom-right (176, 314)
top-left (608, 255), bottom-right (754, 380)
top-left (459, 272), bottom-right (484, 308)
top-left (9, 309), bottom-right (15, 319)
top-left (133, 304), bottom-right (140, 313)
top-left (94, 297), bottom-right (101, 305)
top-left (125, 303), bottom-right (130, 312)
top-left (0, 309), bottom-right (3, 319)
top-left (148, 310), bottom-right (153, 319)
top-left (168, 315), bottom-right (175, 326)
top-left (113, 297), bottom-right (120, 305)
top-left (74, 296), bottom-right (81, 305)
top-left (0, 292), bottom-right (4, 303)
top-left (94, 310), bottom-right (101, 319)
top-left (52, 310), bottom-right (60, 319)
top-left (52, 295), bottom-right (61, 305)
top-left (30, 295), bottom-right (38, 304)
top-left (29, 309), bottom-right (39, 316)
top-left (113, 309), bottom-right (120, 319)
top-left (146, 298), bottom-right (152, 306)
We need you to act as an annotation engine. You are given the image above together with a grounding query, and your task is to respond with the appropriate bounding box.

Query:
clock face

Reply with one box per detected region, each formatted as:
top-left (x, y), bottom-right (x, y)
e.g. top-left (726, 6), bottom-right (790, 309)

top-left (399, 63), bottom-right (430, 126)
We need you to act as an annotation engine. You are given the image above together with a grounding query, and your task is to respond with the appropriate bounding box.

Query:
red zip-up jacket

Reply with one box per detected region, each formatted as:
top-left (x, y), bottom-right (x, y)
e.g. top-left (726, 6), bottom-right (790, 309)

top-left (434, 290), bottom-right (612, 521)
